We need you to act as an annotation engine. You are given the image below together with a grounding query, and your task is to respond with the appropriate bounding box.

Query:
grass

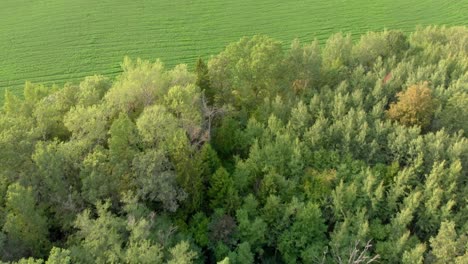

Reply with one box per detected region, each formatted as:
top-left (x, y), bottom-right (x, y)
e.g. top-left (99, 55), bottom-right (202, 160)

top-left (0, 0), bottom-right (467, 100)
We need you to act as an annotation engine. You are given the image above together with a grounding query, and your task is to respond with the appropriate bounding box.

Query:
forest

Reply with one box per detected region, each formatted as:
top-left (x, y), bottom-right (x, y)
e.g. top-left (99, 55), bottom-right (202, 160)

top-left (0, 26), bottom-right (467, 263)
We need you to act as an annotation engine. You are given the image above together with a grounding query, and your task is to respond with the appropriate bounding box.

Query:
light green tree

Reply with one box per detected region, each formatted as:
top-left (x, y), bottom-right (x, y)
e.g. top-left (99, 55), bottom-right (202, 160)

top-left (2, 183), bottom-right (49, 259)
top-left (45, 247), bottom-right (71, 264)
top-left (167, 241), bottom-right (198, 264)
top-left (430, 221), bottom-right (467, 264)
top-left (209, 35), bottom-right (284, 109)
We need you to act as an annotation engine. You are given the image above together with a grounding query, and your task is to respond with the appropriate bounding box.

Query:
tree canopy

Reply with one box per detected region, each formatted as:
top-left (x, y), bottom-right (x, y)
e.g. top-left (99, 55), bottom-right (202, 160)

top-left (0, 26), bottom-right (467, 263)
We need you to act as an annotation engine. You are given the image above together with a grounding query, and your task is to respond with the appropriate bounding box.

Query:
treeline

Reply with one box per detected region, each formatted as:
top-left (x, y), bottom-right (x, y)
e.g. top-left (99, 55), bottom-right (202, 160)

top-left (0, 26), bottom-right (467, 263)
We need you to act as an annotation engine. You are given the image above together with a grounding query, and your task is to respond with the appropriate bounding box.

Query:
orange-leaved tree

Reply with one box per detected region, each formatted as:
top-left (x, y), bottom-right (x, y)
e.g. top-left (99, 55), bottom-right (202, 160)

top-left (387, 82), bottom-right (436, 129)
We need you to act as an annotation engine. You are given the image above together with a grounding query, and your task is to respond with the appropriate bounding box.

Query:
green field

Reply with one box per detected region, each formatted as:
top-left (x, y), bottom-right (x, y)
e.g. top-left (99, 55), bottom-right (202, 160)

top-left (1, 0), bottom-right (466, 97)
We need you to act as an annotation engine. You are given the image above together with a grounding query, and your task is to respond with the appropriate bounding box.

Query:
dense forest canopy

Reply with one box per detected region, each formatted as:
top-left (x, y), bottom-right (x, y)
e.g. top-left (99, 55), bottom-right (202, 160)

top-left (0, 26), bottom-right (467, 263)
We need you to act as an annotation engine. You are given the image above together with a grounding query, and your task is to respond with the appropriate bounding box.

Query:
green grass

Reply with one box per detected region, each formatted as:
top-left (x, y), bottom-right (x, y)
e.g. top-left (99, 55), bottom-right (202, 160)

top-left (1, 0), bottom-right (467, 99)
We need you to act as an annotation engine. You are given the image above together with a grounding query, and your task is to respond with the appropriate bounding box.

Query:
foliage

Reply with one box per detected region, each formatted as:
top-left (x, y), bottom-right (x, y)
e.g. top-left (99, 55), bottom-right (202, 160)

top-left (2, 183), bottom-right (49, 260)
top-left (387, 82), bottom-right (437, 129)
top-left (0, 26), bottom-right (467, 263)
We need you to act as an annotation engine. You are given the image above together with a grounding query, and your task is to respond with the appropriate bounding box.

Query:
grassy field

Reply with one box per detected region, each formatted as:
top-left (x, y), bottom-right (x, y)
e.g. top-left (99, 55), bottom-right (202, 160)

top-left (1, 0), bottom-right (467, 99)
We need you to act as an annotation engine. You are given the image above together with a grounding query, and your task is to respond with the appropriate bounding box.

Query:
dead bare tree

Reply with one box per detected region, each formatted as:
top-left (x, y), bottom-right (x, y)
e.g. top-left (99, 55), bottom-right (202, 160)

top-left (189, 92), bottom-right (226, 148)
top-left (292, 79), bottom-right (309, 95)
top-left (331, 240), bottom-right (380, 264)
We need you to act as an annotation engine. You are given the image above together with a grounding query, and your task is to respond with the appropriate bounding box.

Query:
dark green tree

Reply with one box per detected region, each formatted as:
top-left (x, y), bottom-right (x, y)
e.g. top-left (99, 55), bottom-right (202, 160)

top-left (196, 57), bottom-right (214, 105)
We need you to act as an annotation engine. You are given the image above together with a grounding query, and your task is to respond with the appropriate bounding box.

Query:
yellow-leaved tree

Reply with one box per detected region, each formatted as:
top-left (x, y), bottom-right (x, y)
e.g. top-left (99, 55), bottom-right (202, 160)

top-left (387, 82), bottom-right (436, 129)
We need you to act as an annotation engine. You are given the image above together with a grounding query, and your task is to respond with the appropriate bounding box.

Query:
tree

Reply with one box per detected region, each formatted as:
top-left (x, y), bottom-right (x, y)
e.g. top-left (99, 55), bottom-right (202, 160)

top-left (132, 149), bottom-right (186, 212)
top-left (429, 221), bottom-right (467, 263)
top-left (0, 114), bottom-right (38, 183)
top-left (302, 168), bottom-right (336, 202)
top-left (104, 57), bottom-right (169, 117)
top-left (278, 201), bottom-right (327, 263)
top-left (3, 89), bottom-right (22, 115)
top-left (2, 183), bottom-right (49, 260)
top-left (212, 116), bottom-right (243, 158)
top-left (236, 195), bottom-right (267, 252)
top-left (208, 167), bottom-right (238, 211)
top-left (124, 216), bottom-right (164, 264)
top-left (208, 35), bottom-right (285, 110)
top-left (352, 30), bottom-right (408, 69)
top-left (108, 113), bottom-right (140, 194)
top-left (45, 247), bottom-right (71, 264)
top-left (376, 191), bottom-right (422, 263)
top-left (228, 242), bottom-right (255, 264)
top-left (80, 146), bottom-right (118, 204)
top-left (167, 241), bottom-right (198, 264)
top-left (124, 240), bottom-right (163, 264)
top-left (330, 240), bottom-right (380, 264)
top-left (136, 104), bottom-right (183, 149)
top-left (63, 104), bottom-right (108, 146)
top-left (284, 39), bottom-right (321, 96)
top-left (189, 213), bottom-right (210, 247)
top-left (199, 143), bottom-right (221, 181)
top-left (33, 140), bottom-right (82, 229)
top-left (13, 257), bottom-right (44, 264)
top-left (385, 30), bottom-right (410, 58)
top-left (163, 84), bottom-right (204, 145)
top-left (196, 57), bottom-right (215, 104)
top-left (438, 92), bottom-right (468, 135)
top-left (329, 211), bottom-right (374, 262)
top-left (387, 82), bottom-right (436, 129)
top-left (402, 244), bottom-right (426, 264)
top-left (217, 257), bottom-right (230, 264)
top-left (77, 75), bottom-right (111, 107)
top-left (321, 33), bottom-right (353, 86)
top-left (71, 201), bottom-right (126, 263)
top-left (209, 210), bottom-right (238, 257)
top-left (33, 90), bottom-right (73, 140)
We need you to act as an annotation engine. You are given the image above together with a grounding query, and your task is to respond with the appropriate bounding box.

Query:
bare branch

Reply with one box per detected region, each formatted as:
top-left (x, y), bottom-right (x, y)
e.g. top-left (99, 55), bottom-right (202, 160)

top-left (332, 239), bottom-right (380, 264)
